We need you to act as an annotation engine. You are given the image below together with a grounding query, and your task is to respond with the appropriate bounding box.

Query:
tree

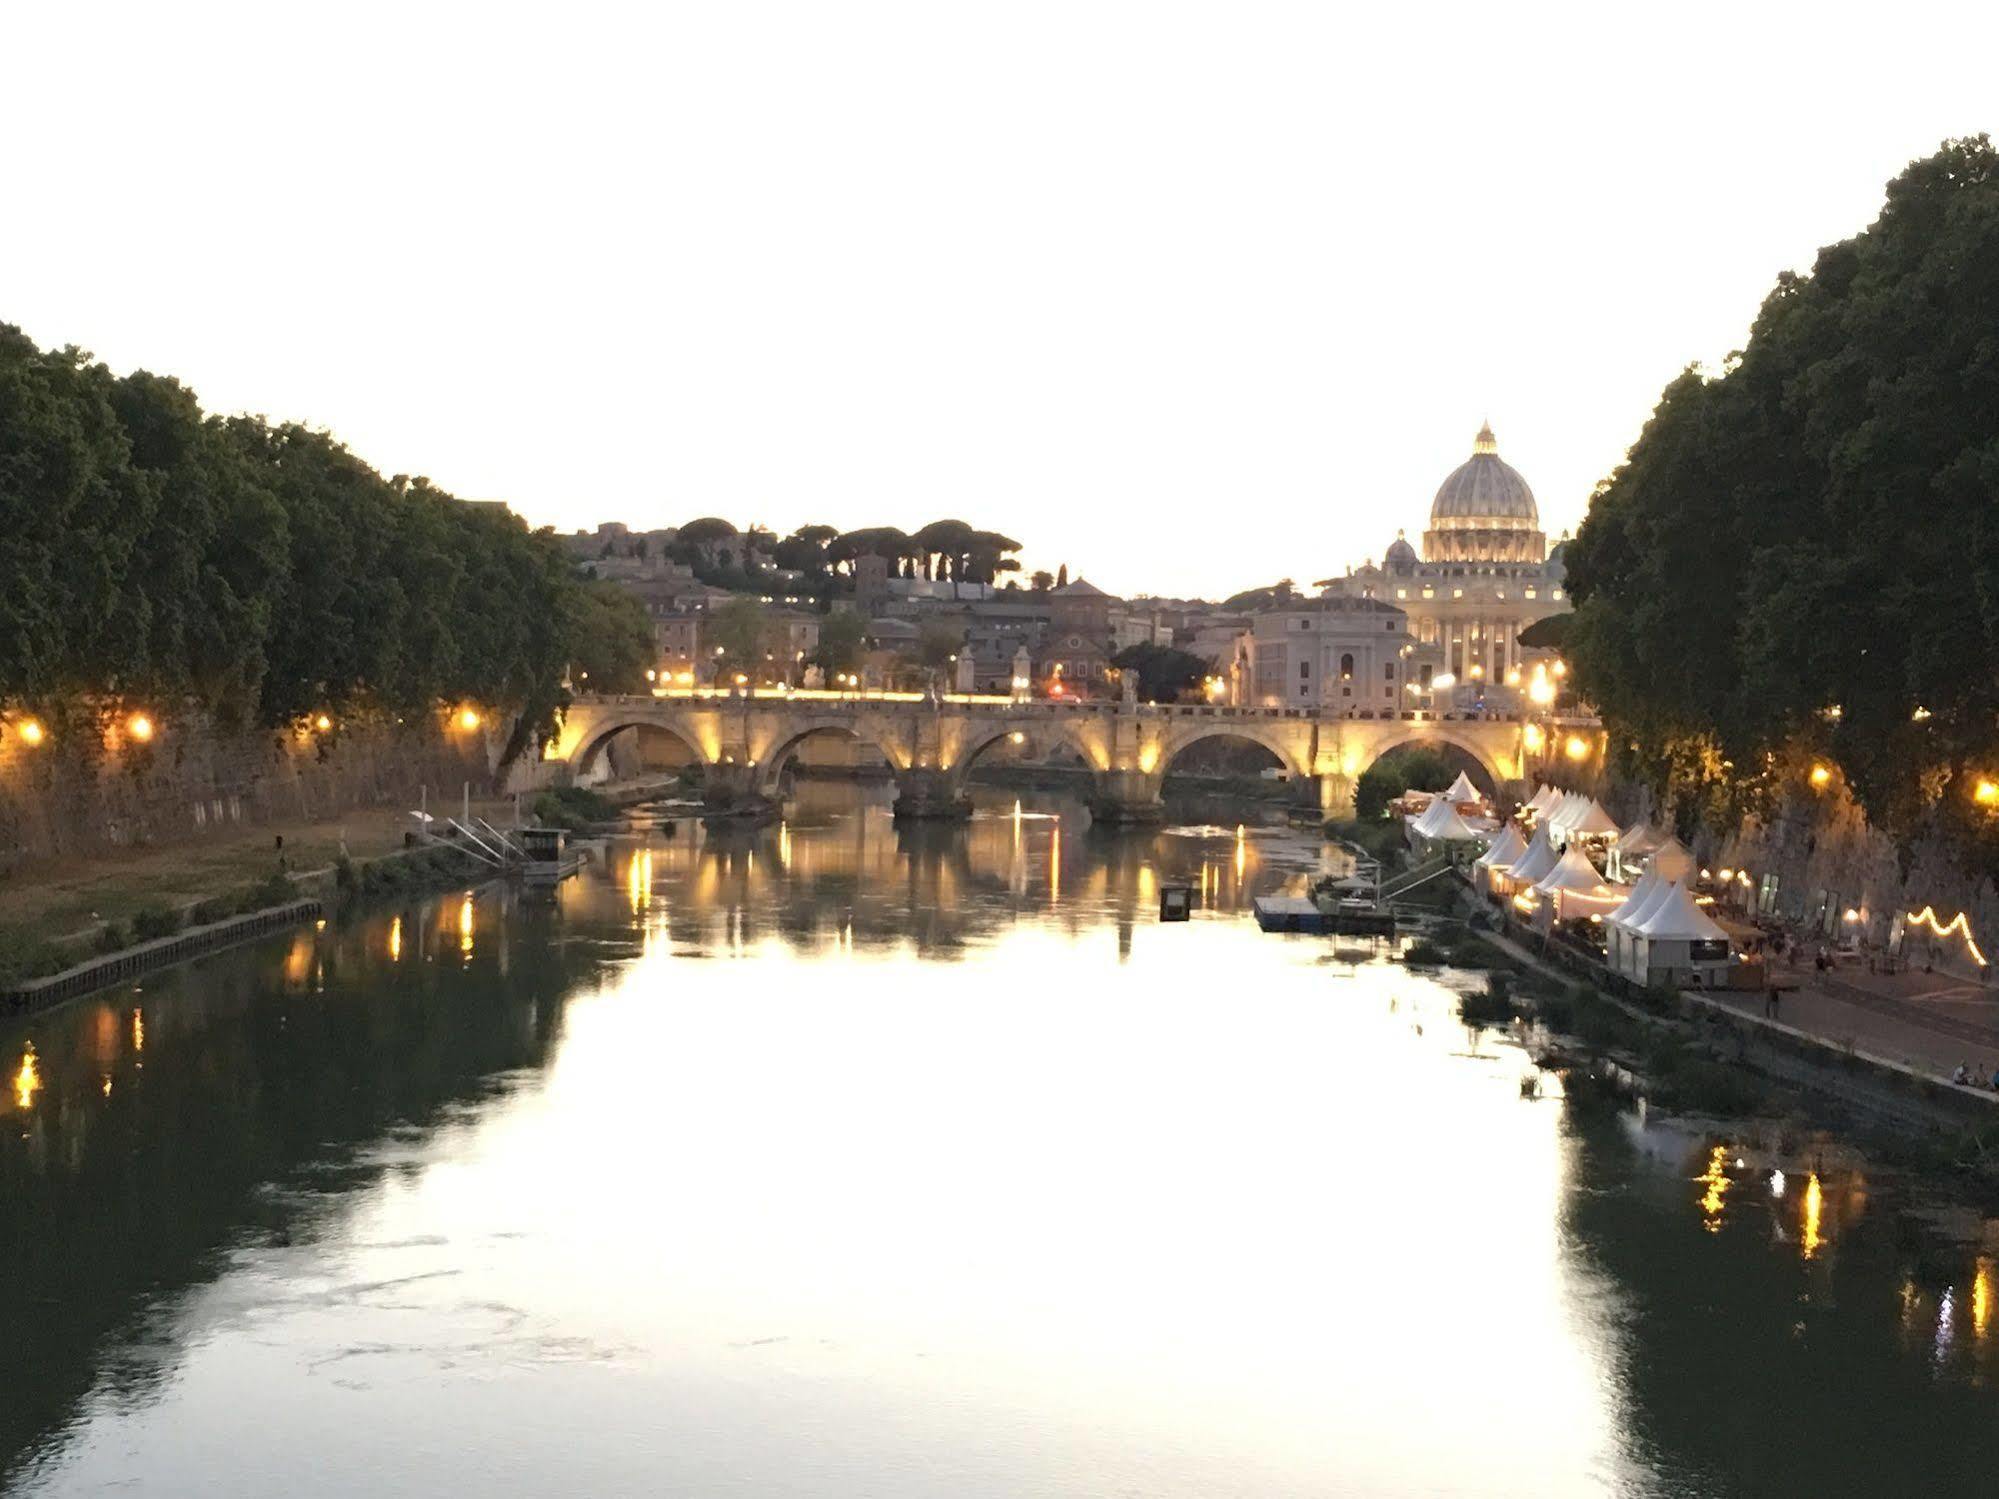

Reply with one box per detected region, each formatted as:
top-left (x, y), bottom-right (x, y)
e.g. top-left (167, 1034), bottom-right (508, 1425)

top-left (914, 519), bottom-right (975, 581)
top-left (1562, 136), bottom-right (1999, 866)
top-left (1056, 564), bottom-right (1069, 589)
top-left (563, 580), bottom-right (654, 693)
top-left (1354, 747), bottom-right (1453, 821)
top-left (1110, 643), bottom-right (1207, 703)
top-left (707, 596), bottom-right (768, 670)
top-left (813, 609), bottom-right (867, 675)
top-left (1030, 570), bottom-right (1055, 593)
top-left (915, 618), bottom-right (963, 672)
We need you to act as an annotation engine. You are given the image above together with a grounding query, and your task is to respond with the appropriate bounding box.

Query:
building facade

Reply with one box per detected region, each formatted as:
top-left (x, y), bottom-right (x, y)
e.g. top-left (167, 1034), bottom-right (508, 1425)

top-left (1250, 596), bottom-right (1413, 709)
top-left (1317, 423), bottom-right (1569, 709)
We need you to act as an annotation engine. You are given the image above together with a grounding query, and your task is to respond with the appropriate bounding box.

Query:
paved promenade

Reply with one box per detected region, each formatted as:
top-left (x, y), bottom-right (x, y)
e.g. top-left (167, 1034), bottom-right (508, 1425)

top-left (1700, 954), bottom-right (1999, 1093)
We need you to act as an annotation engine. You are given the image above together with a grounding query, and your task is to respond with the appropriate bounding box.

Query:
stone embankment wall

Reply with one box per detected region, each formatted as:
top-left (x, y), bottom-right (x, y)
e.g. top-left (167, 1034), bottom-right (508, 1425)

top-left (0, 713), bottom-right (495, 873)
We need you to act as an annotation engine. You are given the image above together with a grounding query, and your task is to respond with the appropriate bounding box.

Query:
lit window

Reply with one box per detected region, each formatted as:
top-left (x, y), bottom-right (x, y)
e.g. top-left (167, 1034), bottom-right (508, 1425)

top-left (1453, 588), bottom-right (1463, 598)
top-left (1396, 588), bottom-right (1407, 599)
top-left (1552, 589), bottom-right (1563, 600)
top-left (1524, 588), bottom-right (1537, 599)
top-left (1422, 587), bottom-right (1434, 598)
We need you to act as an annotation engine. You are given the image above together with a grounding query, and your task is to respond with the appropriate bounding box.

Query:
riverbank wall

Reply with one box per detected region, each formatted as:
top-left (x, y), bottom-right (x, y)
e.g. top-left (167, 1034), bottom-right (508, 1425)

top-left (0, 712), bottom-right (493, 874)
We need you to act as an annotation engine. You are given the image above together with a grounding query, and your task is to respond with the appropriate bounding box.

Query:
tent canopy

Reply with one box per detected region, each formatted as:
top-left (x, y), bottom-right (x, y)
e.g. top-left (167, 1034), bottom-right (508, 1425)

top-left (1442, 771), bottom-right (1481, 804)
top-left (1607, 869), bottom-right (1664, 928)
top-left (1423, 804), bottom-right (1483, 841)
top-left (1476, 824), bottom-right (1527, 869)
top-left (1506, 828), bottom-right (1560, 886)
top-left (1535, 844), bottom-right (1611, 895)
top-left (1634, 881), bottom-right (1730, 942)
top-left (1525, 785), bottom-right (1559, 817)
top-left (1565, 799), bottom-right (1622, 837)
top-left (1648, 837), bottom-right (1697, 884)
top-left (1617, 820), bottom-right (1663, 856)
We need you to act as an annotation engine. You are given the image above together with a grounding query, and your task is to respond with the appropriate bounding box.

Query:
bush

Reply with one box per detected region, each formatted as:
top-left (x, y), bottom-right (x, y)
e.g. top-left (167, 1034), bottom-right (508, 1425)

top-left (94, 922), bottom-right (129, 954)
top-left (131, 904), bottom-right (183, 941)
top-left (335, 855), bottom-right (357, 891)
top-left (242, 872), bottom-right (300, 912)
top-left (1534, 989), bottom-right (1577, 1032)
top-left (1401, 938), bottom-right (1449, 966)
top-left (0, 932), bottom-right (71, 986)
top-left (1459, 976), bottom-right (1519, 1027)
top-left (1656, 1059), bottom-right (1764, 1117)
top-left (534, 785), bottom-right (619, 832)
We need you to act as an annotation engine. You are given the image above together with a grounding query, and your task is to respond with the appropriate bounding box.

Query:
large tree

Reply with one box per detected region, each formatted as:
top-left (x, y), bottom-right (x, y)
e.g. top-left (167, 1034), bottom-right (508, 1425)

top-left (1563, 136), bottom-right (1999, 859)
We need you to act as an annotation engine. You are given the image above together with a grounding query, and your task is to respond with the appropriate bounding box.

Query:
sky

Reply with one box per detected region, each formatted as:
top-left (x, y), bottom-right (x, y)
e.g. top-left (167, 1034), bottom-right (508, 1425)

top-left (3, 3), bottom-right (1992, 600)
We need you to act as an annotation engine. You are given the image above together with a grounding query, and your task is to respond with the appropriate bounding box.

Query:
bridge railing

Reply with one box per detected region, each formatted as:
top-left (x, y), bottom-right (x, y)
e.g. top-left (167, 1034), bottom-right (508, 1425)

top-left (576, 689), bottom-right (1594, 729)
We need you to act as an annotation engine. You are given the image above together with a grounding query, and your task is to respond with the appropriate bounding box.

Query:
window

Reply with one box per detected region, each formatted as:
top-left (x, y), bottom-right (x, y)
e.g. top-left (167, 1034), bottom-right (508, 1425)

top-left (1422, 587), bottom-right (1435, 598)
top-left (1385, 620), bottom-right (1395, 631)
top-left (1339, 653), bottom-right (1354, 681)
top-left (1384, 662), bottom-right (1395, 681)
top-left (1299, 660), bottom-right (1310, 679)
top-left (1452, 588), bottom-right (1464, 599)
top-left (1395, 588), bottom-right (1407, 599)
top-left (1419, 663), bottom-right (1434, 688)
top-left (1553, 588), bottom-right (1564, 600)
top-left (1524, 588), bottom-right (1537, 599)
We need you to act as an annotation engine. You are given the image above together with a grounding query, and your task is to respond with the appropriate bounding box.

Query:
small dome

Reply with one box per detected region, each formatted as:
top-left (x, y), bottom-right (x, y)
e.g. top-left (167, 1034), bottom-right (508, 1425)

top-left (1430, 423), bottom-right (1539, 531)
top-left (1384, 531), bottom-right (1418, 572)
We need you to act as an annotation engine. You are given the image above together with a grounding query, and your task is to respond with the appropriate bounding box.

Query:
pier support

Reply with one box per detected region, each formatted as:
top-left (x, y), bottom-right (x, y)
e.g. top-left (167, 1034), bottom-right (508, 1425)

top-left (1086, 770), bottom-right (1164, 827)
top-left (703, 761), bottom-right (781, 820)
top-left (891, 768), bottom-right (973, 821)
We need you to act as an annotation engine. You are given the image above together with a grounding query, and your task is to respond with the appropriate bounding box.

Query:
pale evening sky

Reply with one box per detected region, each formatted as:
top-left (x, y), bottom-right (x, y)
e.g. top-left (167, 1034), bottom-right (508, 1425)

top-left (3, 3), bottom-right (1990, 599)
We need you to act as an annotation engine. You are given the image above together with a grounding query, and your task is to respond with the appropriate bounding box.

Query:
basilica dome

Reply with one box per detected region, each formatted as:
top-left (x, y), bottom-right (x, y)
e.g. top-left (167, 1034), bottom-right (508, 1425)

top-left (1383, 532), bottom-right (1418, 573)
top-left (1422, 423), bottom-right (1547, 564)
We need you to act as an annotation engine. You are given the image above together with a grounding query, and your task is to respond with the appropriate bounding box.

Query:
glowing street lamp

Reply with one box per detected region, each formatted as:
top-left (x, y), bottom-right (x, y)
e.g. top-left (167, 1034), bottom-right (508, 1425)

top-left (128, 713), bottom-right (155, 743)
top-left (1975, 779), bottom-right (1999, 808)
top-left (458, 707), bottom-right (482, 732)
top-left (314, 714), bottom-right (333, 732)
top-left (1809, 763), bottom-right (1832, 790)
top-left (1564, 734), bottom-right (1591, 762)
top-left (16, 719), bottom-right (44, 747)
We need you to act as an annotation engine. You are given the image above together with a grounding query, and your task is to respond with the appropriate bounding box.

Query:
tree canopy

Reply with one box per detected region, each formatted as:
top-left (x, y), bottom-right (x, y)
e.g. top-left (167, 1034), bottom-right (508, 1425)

top-left (0, 324), bottom-right (649, 750)
top-left (1110, 643), bottom-right (1208, 703)
top-left (1562, 137), bottom-right (1999, 861)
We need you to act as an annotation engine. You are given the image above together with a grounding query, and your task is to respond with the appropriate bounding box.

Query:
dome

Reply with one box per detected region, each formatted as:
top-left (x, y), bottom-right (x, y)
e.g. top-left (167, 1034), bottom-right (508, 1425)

top-left (1430, 423), bottom-right (1538, 528)
top-left (1383, 532), bottom-right (1418, 573)
top-left (1422, 423), bottom-right (1547, 564)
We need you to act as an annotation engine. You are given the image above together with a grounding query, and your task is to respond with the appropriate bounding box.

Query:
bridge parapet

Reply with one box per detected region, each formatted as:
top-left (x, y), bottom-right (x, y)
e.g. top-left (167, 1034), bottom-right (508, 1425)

top-left (551, 691), bottom-right (1602, 822)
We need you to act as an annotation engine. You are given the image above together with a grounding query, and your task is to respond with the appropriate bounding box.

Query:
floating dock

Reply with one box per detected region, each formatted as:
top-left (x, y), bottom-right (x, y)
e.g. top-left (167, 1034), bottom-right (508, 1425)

top-left (1252, 895), bottom-right (1397, 937)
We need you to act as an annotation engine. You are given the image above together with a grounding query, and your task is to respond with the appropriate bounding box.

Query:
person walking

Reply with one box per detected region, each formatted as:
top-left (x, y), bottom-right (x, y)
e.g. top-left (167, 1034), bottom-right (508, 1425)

top-left (1765, 984), bottom-right (1781, 1020)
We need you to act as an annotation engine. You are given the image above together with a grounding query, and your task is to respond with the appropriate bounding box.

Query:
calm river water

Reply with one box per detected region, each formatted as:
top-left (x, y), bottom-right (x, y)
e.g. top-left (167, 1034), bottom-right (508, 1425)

top-left (6, 783), bottom-right (1999, 1496)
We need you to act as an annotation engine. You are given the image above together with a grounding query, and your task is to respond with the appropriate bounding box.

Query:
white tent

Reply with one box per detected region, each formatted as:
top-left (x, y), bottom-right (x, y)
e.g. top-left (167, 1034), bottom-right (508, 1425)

top-left (1410, 798), bottom-right (1450, 836)
top-left (1610, 820), bottom-right (1662, 880)
top-left (1648, 836), bottom-right (1697, 884)
top-left (1533, 844), bottom-right (1624, 920)
top-left (1442, 771), bottom-right (1481, 805)
top-left (1603, 869), bottom-right (1664, 971)
top-left (1548, 792), bottom-right (1586, 831)
top-left (1612, 875), bottom-right (1678, 976)
top-left (1479, 823), bottom-right (1519, 879)
top-left (1506, 828), bottom-right (1560, 889)
top-left (1421, 803), bottom-right (1483, 843)
top-left (1565, 799), bottom-right (1622, 838)
top-left (1631, 880), bottom-right (1733, 986)
top-left (1524, 785), bottom-right (1560, 818)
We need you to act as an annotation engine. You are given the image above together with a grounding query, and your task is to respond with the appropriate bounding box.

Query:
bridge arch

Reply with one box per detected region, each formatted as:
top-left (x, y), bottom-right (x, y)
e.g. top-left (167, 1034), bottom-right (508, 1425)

top-left (1155, 722), bottom-right (1312, 784)
top-left (569, 716), bottom-right (710, 781)
top-left (948, 718), bottom-right (1107, 789)
top-left (1354, 729), bottom-right (1510, 796)
top-left (757, 717), bottom-right (907, 791)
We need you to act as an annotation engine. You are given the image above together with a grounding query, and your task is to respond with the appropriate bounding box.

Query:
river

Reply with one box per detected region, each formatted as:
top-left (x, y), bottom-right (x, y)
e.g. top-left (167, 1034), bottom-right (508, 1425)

top-left (4, 782), bottom-right (1998, 1496)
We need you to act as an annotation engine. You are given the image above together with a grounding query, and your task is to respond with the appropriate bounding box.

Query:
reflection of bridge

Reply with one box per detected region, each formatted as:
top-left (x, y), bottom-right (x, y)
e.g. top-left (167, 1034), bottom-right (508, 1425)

top-left (552, 691), bottom-right (1603, 822)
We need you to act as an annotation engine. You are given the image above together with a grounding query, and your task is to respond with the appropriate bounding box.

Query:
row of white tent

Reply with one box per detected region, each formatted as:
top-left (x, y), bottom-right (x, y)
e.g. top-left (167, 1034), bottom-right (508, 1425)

top-left (1521, 784), bottom-right (1620, 840)
top-left (1409, 793), bottom-right (1483, 843)
top-left (1473, 824), bottom-right (1729, 983)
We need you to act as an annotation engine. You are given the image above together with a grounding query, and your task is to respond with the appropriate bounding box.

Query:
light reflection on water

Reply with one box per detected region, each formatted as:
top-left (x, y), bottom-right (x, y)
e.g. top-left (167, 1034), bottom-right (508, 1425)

top-left (4, 783), bottom-right (1999, 1496)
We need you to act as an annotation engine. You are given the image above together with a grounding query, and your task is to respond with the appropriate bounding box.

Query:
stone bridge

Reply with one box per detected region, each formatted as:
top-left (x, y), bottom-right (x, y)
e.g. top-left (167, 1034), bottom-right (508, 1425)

top-left (546, 690), bottom-right (1602, 823)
